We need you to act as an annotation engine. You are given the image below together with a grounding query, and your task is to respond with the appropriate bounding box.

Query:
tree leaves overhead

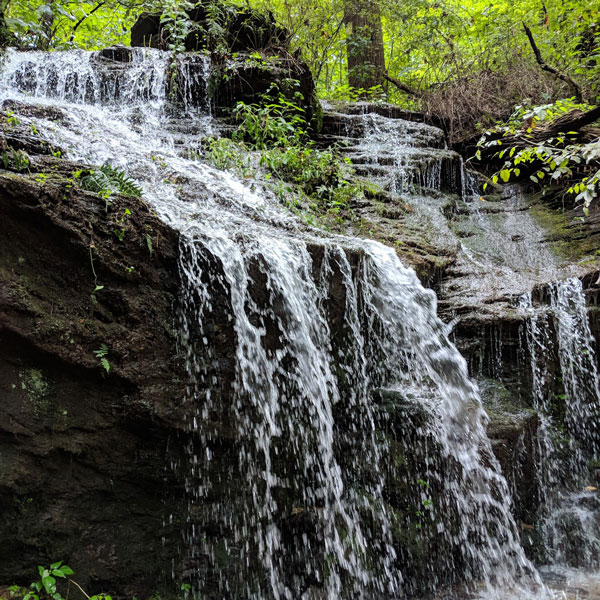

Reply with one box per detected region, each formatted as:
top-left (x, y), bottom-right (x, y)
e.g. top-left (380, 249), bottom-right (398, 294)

top-left (2, 0), bottom-right (598, 105)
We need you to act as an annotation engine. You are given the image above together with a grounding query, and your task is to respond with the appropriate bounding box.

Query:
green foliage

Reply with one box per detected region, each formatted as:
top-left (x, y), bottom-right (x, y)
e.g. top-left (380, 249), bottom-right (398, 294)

top-left (478, 99), bottom-right (600, 211)
top-left (158, 0), bottom-right (195, 54)
top-left (231, 85), bottom-right (308, 149)
top-left (218, 93), bottom-right (359, 215)
top-left (9, 561), bottom-right (75, 600)
top-left (1, 146), bottom-right (30, 172)
top-left (2, 0), bottom-right (599, 110)
top-left (499, 97), bottom-right (592, 132)
top-left (5, 562), bottom-right (112, 600)
top-left (93, 344), bottom-right (111, 374)
top-left (3, 110), bottom-right (21, 127)
top-left (79, 164), bottom-right (142, 202)
top-left (202, 137), bottom-right (252, 173)
top-left (260, 145), bottom-right (355, 211)
top-left (4, 0), bottom-right (137, 50)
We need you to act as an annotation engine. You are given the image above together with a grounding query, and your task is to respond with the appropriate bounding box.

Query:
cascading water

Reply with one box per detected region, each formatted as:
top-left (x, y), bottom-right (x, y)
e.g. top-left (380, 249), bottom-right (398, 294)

top-left (1, 47), bottom-right (555, 598)
top-left (329, 104), bottom-right (600, 594)
top-left (520, 279), bottom-right (600, 571)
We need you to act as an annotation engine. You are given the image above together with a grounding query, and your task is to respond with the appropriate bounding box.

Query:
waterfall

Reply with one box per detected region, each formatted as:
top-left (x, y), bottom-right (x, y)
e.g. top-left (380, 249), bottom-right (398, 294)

top-left (520, 279), bottom-right (600, 569)
top-left (1, 48), bottom-right (551, 598)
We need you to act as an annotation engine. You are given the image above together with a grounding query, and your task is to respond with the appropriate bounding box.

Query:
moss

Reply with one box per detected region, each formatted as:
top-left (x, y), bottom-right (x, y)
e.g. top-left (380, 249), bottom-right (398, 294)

top-left (19, 368), bottom-right (53, 414)
top-left (529, 199), bottom-right (600, 265)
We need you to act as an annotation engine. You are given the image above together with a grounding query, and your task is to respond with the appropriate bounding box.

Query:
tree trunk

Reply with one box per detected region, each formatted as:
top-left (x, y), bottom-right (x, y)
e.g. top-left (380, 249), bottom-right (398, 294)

top-left (344, 0), bottom-right (385, 96)
top-left (0, 0), bottom-right (10, 48)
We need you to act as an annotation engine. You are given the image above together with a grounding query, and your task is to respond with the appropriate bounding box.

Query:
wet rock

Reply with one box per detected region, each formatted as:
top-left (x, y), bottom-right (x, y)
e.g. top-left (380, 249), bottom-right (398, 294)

top-left (96, 46), bottom-right (134, 63)
top-left (0, 136), bottom-right (187, 593)
top-left (481, 380), bottom-right (540, 525)
top-left (210, 53), bottom-right (317, 122)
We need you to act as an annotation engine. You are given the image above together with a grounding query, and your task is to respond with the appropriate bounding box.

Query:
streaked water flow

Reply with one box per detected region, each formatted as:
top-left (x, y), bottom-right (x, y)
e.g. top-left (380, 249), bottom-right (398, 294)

top-left (520, 280), bottom-right (600, 570)
top-left (0, 48), bottom-right (552, 598)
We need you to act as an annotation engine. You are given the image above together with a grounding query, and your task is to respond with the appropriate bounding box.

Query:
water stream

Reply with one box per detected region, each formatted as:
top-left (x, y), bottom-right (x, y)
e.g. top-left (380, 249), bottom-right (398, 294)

top-left (2, 47), bottom-right (598, 598)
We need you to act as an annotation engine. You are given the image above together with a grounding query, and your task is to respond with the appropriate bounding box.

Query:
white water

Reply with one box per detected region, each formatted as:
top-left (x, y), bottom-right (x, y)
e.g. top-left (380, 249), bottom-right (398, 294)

top-left (520, 280), bottom-right (600, 571)
top-left (0, 48), bottom-right (551, 598)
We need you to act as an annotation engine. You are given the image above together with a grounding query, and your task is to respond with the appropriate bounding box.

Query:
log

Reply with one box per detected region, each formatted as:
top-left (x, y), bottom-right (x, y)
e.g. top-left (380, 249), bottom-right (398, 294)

top-left (474, 105), bottom-right (600, 163)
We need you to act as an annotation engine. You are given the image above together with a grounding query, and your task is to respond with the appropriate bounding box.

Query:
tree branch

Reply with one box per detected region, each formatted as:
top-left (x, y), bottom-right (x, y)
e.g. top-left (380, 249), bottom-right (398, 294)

top-left (522, 23), bottom-right (583, 102)
top-left (382, 72), bottom-right (421, 98)
top-left (70, 2), bottom-right (106, 43)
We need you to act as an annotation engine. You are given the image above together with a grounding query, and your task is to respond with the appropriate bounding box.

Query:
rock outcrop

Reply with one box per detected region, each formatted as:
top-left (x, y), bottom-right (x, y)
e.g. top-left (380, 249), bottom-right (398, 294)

top-left (2, 37), bottom-right (600, 597)
top-left (0, 127), bottom-right (187, 594)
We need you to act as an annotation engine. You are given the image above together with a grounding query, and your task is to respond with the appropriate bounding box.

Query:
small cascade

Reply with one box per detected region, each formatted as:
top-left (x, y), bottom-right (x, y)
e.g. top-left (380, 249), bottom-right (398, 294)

top-left (0, 49), bottom-right (557, 598)
top-left (519, 279), bottom-right (600, 569)
top-left (1, 47), bottom-right (170, 106)
top-left (550, 279), bottom-right (600, 460)
top-left (320, 108), bottom-right (461, 196)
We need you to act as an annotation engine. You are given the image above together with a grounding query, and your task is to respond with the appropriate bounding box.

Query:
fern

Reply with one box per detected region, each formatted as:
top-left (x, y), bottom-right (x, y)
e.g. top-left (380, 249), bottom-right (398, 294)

top-left (81, 168), bottom-right (114, 195)
top-left (93, 344), bottom-right (111, 374)
top-left (100, 164), bottom-right (143, 198)
top-left (80, 164), bottom-right (142, 199)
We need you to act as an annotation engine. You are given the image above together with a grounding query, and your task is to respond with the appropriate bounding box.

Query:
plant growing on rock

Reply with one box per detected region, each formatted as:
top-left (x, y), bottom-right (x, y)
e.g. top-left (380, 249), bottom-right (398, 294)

top-left (4, 562), bottom-right (112, 600)
top-left (94, 344), bottom-right (111, 374)
top-left (222, 90), bottom-right (360, 215)
top-left (78, 164), bottom-right (142, 205)
top-left (1, 147), bottom-right (30, 172)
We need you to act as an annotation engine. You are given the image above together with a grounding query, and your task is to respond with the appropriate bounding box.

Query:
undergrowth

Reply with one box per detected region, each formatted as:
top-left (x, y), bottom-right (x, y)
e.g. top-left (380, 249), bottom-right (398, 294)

top-left (198, 88), bottom-right (363, 224)
top-left (2, 562), bottom-right (110, 600)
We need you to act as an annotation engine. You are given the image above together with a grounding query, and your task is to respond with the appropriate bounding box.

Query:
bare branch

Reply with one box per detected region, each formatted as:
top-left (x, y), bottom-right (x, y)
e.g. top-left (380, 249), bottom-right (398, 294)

top-left (522, 23), bottom-right (583, 102)
top-left (70, 2), bottom-right (107, 43)
top-left (382, 72), bottom-right (421, 98)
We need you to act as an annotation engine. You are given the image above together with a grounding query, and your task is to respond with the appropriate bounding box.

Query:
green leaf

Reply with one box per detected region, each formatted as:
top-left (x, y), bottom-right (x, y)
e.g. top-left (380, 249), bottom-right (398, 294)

top-left (42, 576), bottom-right (56, 594)
top-left (145, 234), bottom-right (153, 256)
top-left (500, 169), bottom-right (511, 183)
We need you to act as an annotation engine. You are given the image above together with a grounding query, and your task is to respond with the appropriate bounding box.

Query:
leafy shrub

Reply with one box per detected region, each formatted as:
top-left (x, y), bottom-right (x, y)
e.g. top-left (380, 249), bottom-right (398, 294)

top-left (476, 98), bottom-right (600, 212)
top-left (260, 145), bottom-right (355, 210)
top-left (200, 92), bottom-right (360, 217)
top-left (231, 93), bottom-right (307, 150)
top-left (5, 562), bottom-right (111, 600)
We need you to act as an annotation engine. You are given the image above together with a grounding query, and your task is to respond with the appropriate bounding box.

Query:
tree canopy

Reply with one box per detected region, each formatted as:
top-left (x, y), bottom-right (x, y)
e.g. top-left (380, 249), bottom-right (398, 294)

top-left (2, 0), bottom-right (597, 104)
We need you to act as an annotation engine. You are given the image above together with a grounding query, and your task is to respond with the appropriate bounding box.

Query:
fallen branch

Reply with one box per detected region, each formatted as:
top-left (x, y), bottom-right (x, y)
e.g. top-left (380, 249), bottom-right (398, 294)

top-left (523, 23), bottom-right (583, 102)
top-left (382, 72), bottom-right (422, 98)
top-left (544, 105), bottom-right (600, 135)
top-left (474, 104), bottom-right (600, 163)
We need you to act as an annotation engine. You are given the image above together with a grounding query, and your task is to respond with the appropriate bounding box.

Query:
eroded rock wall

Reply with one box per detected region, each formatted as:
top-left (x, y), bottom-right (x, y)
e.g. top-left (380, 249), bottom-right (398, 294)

top-left (0, 150), bottom-right (188, 594)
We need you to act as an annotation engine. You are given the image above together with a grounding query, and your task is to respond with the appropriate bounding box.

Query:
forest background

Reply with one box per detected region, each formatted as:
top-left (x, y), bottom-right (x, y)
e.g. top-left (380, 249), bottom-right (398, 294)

top-left (0, 0), bottom-right (599, 206)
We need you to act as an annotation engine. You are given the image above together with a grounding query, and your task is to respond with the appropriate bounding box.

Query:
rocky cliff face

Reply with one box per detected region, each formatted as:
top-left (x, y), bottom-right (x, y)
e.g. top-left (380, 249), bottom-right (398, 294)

top-left (0, 129), bottom-right (188, 593)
